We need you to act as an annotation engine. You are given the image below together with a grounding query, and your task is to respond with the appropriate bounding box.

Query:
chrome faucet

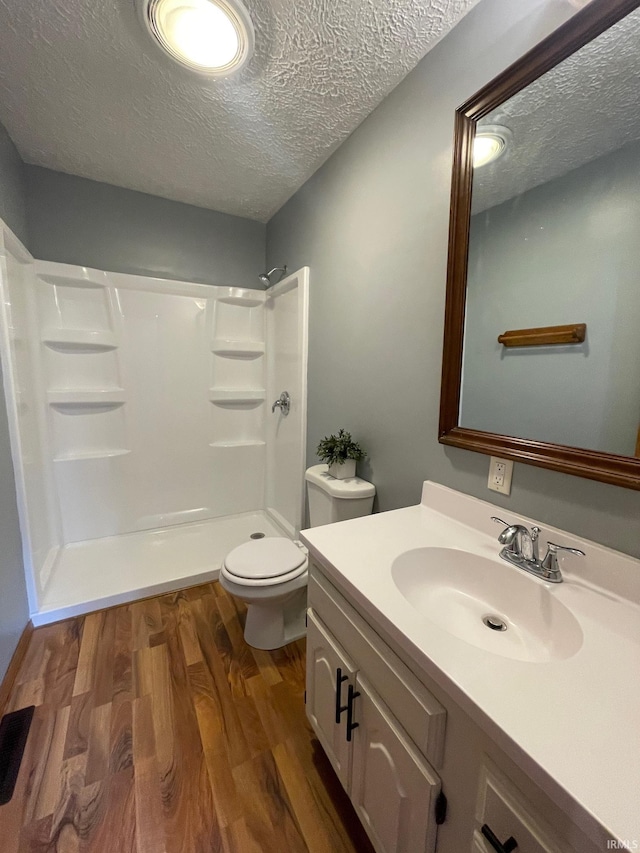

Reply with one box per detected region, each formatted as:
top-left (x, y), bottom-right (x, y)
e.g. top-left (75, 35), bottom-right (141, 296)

top-left (491, 517), bottom-right (584, 583)
top-left (495, 521), bottom-right (539, 563)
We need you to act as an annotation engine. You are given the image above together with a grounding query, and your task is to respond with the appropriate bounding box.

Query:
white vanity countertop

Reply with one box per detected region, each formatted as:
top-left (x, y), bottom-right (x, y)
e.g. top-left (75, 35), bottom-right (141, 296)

top-left (300, 482), bottom-right (640, 846)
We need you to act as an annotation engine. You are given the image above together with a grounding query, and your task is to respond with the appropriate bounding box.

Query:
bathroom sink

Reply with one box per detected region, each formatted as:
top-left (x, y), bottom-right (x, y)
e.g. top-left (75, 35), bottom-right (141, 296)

top-left (391, 547), bottom-right (583, 662)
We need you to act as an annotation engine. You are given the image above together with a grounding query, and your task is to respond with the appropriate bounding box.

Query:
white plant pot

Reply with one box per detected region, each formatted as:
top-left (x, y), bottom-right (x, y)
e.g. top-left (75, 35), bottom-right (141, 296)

top-left (328, 459), bottom-right (356, 479)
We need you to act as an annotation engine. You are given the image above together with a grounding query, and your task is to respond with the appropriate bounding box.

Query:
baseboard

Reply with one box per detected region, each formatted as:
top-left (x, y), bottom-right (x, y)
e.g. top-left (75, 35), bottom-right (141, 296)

top-left (0, 622), bottom-right (34, 716)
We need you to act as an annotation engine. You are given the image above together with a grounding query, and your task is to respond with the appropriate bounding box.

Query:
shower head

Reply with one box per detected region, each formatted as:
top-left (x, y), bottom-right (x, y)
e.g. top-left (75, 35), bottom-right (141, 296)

top-left (258, 266), bottom-right (287, 287)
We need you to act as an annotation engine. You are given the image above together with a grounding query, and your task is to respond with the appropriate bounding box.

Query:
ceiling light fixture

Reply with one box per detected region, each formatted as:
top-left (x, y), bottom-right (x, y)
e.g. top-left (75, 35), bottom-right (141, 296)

top-left (142, 0), bottom-right (254, 76)
top-left (473, 126), bottom-right (511, 168)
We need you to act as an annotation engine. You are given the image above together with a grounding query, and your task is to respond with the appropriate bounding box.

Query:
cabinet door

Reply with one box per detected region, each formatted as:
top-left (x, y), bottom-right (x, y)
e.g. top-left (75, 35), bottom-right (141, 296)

top-left (350, 674), bottom-right (441, 853)
top-left (473, 763), bottom-right (568, 853)
top-left (306, 609), bottom-right (357, 789)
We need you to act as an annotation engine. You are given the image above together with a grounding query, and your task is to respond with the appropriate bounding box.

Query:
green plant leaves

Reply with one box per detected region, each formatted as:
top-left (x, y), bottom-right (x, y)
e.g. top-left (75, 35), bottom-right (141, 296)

top-left (316, 428), bottom-right (366, 465)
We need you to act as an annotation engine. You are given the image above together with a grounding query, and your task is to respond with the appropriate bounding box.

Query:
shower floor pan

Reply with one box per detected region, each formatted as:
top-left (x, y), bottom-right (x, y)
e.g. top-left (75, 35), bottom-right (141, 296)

top-left (34, 510), bottom-right (287, 626)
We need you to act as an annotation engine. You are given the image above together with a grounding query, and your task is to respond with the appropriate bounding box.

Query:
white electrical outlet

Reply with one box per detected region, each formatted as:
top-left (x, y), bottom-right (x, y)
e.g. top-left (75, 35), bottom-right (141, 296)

top-left (488, 456), bottom-right (513, 495)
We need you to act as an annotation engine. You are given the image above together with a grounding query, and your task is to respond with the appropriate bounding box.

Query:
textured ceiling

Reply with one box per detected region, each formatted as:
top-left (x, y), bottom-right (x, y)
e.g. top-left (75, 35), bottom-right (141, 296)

top-left (0, 0), bottom-right (480, 222)
top-left (472, 6), bottom-right (640, 213)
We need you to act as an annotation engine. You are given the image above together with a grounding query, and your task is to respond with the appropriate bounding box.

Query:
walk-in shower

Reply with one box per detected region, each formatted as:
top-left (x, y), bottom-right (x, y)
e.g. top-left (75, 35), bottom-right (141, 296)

top-left (0, 219), bottom-right (308, 625)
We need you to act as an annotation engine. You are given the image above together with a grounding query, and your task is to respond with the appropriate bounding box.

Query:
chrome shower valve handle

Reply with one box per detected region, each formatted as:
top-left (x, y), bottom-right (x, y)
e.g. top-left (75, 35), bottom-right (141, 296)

top-left (271, 391), bottom-right (291, 415)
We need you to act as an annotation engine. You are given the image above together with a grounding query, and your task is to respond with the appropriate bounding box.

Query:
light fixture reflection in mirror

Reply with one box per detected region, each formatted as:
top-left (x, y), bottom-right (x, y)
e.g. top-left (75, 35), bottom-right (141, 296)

top-left (473, 126), bottom-right (511, 168)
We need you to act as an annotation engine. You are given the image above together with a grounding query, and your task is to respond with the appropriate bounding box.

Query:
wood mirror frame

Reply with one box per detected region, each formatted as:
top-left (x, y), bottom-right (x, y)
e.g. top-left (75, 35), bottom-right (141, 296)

top-left (438, 0), bottom-right (640, 491)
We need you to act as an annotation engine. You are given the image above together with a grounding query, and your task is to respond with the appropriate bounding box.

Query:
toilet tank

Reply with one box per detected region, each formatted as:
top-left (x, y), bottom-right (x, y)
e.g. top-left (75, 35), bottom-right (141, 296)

top-left (305, 464), bottom-right (375, 527)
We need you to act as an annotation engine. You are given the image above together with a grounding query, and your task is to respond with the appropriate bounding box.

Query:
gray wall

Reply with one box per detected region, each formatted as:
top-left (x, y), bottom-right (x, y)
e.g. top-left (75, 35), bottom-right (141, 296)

top-left (25, 166), bottom-right (266, 287)
top-left (0, 370), bottom-right (29, 681)
top-left (267, 0), bottom-right (640, 559)
top-left (0, 120), bottom-right (28, 245)
top-left (463, 139), bottom-right (640, 456)
top-left (0, 119), bottom-right (30, 680)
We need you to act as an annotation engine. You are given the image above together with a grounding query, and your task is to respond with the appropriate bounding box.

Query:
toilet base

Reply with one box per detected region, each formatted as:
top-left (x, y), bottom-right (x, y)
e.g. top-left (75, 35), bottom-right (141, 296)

top-left (243, 586), bottom-right (307, 650)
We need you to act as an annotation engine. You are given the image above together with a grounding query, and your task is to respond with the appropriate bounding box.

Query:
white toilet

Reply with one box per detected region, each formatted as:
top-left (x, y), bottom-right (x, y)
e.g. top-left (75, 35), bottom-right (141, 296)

top-left (219, 464), bottom-right (375, 650)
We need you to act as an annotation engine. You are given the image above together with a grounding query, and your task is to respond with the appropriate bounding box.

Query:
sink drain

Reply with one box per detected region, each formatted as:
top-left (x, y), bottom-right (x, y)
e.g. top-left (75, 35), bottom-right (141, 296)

top-left (250, 532), bottom-right (265, 539)
top-left (483, 615), bottom-right (507, 632)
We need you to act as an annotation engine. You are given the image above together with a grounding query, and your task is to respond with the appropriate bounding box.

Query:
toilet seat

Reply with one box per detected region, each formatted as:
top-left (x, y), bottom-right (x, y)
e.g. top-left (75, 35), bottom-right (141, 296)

top-left (222, 537), bottom-right (308, 587)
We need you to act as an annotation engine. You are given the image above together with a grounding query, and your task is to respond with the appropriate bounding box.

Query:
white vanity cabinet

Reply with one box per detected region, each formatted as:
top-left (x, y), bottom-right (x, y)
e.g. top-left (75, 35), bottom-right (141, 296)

top-left (306, 561), bottom-right (602, 853)
top-left (306, 570), bottom-right (446, 853)
top-left (305, 609), bottom-right (356, 788)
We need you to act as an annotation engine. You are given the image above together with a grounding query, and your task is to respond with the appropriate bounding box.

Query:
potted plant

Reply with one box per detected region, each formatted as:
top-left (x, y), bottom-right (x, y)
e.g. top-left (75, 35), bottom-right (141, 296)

top-left (316, 429), bottom-right (366, 479)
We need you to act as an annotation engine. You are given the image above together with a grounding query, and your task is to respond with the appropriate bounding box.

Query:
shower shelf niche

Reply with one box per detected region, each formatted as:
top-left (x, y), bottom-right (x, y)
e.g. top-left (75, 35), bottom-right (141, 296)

top-left (216, 289), bottom-right (265, 308)
top-left (211, 339), bottom-right (265, 358)
top-left (42, 328), bottom-right (118, 352)
top-left (54, 449), bottom-right (131, 462)
top-left (209, 388), bottom-right (265, 405)
top-left (36, 270), bottom-right (107, 290)
top-left (48, 389), bottom-right (126, 410)
top-left (209, 439), bottom-right (266, 448)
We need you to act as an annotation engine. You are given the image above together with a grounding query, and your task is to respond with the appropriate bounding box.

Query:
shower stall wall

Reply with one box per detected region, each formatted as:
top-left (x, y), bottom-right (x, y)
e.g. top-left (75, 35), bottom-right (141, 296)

top-left (0, 219), bottom-right (308, 625)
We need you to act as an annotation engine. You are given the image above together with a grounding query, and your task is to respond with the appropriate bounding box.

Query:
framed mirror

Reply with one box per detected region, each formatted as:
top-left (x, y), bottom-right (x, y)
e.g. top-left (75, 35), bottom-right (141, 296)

top-left (439, 0), bottom-right (640, 491)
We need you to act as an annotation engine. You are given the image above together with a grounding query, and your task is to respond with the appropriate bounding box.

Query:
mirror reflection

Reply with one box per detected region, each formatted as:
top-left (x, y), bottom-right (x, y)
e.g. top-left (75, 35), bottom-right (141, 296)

top-left (459, 6), bottom-right (640, 458)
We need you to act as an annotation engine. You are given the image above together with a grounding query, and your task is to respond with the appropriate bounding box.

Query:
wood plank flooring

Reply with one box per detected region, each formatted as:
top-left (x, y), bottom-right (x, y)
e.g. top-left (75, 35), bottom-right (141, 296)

top-left (0, 582), bottom-right (374, 853)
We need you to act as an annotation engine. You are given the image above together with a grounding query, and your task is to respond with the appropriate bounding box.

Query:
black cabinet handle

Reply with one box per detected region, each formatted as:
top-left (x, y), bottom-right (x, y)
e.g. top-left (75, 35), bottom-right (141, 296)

top-left (335, 668), bottom-right (349, 724)
top-left (481, 824), bottom-right (518, 853)
top-left (346, 684), bottom-right (360, 742)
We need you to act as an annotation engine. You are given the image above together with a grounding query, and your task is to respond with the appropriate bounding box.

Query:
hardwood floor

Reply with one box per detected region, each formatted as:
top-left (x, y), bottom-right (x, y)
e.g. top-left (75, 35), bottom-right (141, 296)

top-left (0, 582), bottom-right (375, 853)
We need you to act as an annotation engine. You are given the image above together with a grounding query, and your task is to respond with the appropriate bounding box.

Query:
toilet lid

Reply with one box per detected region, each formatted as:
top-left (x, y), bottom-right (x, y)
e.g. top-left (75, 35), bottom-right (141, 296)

top-left (224, 537), bottom-right (307, 580)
